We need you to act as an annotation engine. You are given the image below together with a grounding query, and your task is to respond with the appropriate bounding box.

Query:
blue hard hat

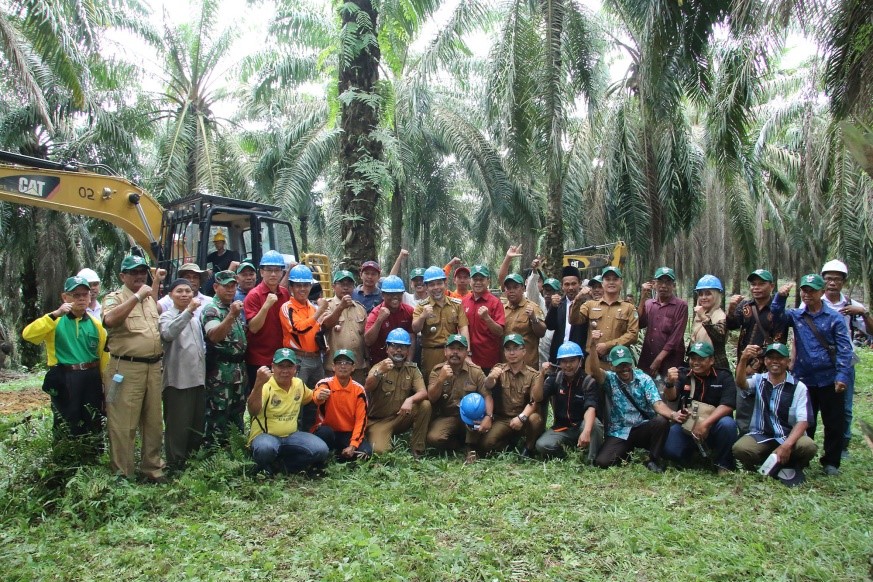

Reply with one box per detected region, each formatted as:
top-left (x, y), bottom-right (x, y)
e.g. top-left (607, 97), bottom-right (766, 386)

top-left (259, 250), bottom-right (285, 268)
top-left (423, 266), bottom-right (446, 283)
top-left (386, 328), bottom-right (412, 346)
top-left (289, 264), bottom-right (314, 283)
top-left (459, 392), bottom-right (486, 427)
top-left (556, 341), bottom-right (584, 360)
top-left (381, 275), bottom-right (406, 293)
top-left (695, 274), bottom-right (724, 292)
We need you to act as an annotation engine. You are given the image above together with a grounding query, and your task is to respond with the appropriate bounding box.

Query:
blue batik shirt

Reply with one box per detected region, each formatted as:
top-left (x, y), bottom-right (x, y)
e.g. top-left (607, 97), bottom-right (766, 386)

top-left (604, 368), bottom-right (662, 440)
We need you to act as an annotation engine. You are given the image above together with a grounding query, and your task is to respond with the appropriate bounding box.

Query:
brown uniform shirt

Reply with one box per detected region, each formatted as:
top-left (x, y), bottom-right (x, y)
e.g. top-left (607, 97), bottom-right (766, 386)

top-left (102, 286), bottom-right (162, 358)
top-left (429, 362), bottom-right (487, 418)
top-left (366, 362), bottom-right (426, 420)
top-left (502, 298), bottom-right (545, 368)
top-left (569, 297), bottom-right (639, 373)
top-left (414, 296), bottom-right (469, 375)
top-left (493, 365), bottom-right (539, 418)
top-left (322, 296), bottom-right (368, 372)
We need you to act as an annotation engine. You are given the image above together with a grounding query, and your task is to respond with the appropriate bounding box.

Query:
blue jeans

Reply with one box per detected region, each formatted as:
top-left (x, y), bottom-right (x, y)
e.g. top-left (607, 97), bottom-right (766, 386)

top-left (663, 416), bottom-right (738, 470)
top-left (251, 431), bottom-right (329, 474)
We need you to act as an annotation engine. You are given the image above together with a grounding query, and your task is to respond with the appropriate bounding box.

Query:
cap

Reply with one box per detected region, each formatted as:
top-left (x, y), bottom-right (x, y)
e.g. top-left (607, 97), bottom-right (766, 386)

top-left (775, 466), bottom-right (805, 487)
top-left (333, 349), bottom-right (356, 363)
top-left (410, 268), bottom-right (426, 280)
top-left (64, 276), bottom-right (90, 293)
top-left (454, 265), bottom-right (471, 277)
top-left (214, 270), bottom-right (237, 285)
top-left (543, 278), bottom-right (561, 291)
top-left (503, 334), bottom-right (525, 346)
top-left (470, 265), bottom-right (490, 278)
top-left (747, 269), bottom-right (774, 283)
top-left (653, 267), bottom-right (675, 280)
top-left (446, 334), bottom-right (468, 348)
top-left (764, 343), bottom-right (790, 358)
top-left (687, 341), bottom-right (714, 357)
top-left (76, 268), bottom-right (100, 283)
top-left (503, 273), bottom-right (524, 286)
top-left (608, 345), bottom-right (634, 366)
top-left (168, 278), bottom-right (193, 291)
top-left (177, 262), bottom-right (206, 275)
top-left (361, 260), bottom-right (381, 274)
top-left (589, 275), bottom-right (603, 286)
top-left (602, 266), bottom-right (623, 278)
top-left (273, 348), bottom-right (298, 364)
top-left (332, 269), bottom-right (356, 283)
top-left (799, 273), bottom-right (824, 290)
top-left (236, 261), bottom-right (256, 274)
top-left (120, 255), bottom-right (148, 272)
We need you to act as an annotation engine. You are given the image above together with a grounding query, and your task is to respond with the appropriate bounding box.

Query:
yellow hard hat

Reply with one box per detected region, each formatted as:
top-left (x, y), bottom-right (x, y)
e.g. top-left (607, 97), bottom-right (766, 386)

top-left (213, 230), bottom-right (226, 242)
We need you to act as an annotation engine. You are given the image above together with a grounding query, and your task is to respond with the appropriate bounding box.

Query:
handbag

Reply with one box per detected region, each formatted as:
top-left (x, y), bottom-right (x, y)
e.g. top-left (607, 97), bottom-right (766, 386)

top-left (681, 376), bottom-right (717, 435)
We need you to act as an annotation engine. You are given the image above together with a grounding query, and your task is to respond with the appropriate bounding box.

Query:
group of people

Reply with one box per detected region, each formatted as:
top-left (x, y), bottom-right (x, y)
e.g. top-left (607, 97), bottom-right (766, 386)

top-left (22, 241), bottom-right (869, 486)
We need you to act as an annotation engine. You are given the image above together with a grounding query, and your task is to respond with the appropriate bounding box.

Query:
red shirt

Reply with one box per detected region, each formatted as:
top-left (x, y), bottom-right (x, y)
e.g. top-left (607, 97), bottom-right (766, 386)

top-left (462, 291), bottom-right (505, 369)
top-left (244, 282), bottom-right (290, 366)
top-left (364, 302), bottom-right (414, 364)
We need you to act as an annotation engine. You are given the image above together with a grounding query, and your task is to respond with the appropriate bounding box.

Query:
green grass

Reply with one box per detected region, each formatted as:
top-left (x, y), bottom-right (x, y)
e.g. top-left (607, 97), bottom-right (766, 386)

top-left (1, 356), bottom-right (872, 581)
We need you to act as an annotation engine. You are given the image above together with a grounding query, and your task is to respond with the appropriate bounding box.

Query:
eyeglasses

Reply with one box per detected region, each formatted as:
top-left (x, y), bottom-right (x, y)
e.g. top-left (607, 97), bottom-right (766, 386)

top-left (823, 276), bottom-right (843, 282)
top-left (261, 267), bottom-right (283, 274)
top-left (334, 359), bottom-right (355, 366)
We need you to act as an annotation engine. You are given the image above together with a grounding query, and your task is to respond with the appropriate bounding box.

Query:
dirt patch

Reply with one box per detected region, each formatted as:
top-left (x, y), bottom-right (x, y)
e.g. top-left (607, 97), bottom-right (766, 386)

top-left (0, 388), bottom-right (49, 414)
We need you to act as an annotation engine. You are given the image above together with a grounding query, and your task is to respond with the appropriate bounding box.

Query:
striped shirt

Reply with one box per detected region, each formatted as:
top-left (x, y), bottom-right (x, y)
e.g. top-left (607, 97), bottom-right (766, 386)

top-left (745, 372), bottom-right (810, 444)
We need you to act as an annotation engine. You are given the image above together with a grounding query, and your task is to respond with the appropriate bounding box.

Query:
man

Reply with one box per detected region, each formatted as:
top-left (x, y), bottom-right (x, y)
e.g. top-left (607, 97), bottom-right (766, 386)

top-left (426, 334), bottom-right (489, 459)
top-left (462, 265), bottom-right (505, 372)
top-left (588, 276), bottom-right (603, 301)
top-left (321, 270), bottom-right (369, 384)
top-left (388, 249), bottom-right (429, 306)
top-left (201, 270), bottom-right (247, 446)
top-left (821, 259), bottom-right (872, 456)
top-left (206, 230), bottom-right (239, 274)
top-left (247, 349), bottom-right (330, 476)
top-left (726, 268), bottom-right (789, 434)
top-left (733, 343), bottom-right (818, 486)
top-left (352, 260), bottom-right (383, 314)
top-left (313, 350), bottom-right (372, 460)
top-left (234, 261), bottom-right (257, 302)
top-left (502, 273), bottom-right (546, 368)
top-left (444, 258), bottom-right (471, 299)
top-left (365, 328), bottom-right (432, 457)
top-left (413, 266), bottom-right (469, 376)
top-left (532, 341), bottom-right (602, 461)
top-left (663, 341), bottom-right (738, 472)
top-left (545, 265), bottom-right (587, 364)
top-left (22, 276), bottom-right (108, 448)
top-left (101, 255), bottom-right (166, 481)
top-left (77, 268), bottom-right (102, 319)
top-left (771, 275), bottom-right (853, 475)
top-left (158, 263), bottom-right (209, 319)
top-left (365, 275), bottom-right (415, 365)
top-left (570, 266), bottom-right (639, 375)
top-left (637, 267), bottom-right (688, 379)
top-left (244, 250), bottom-right (290, 396)
top-left (591, 345), bottom-right (675, 472)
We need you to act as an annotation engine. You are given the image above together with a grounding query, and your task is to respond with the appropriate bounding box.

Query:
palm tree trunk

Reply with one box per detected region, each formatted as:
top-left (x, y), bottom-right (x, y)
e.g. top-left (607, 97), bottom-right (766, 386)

top-left (391, 182), bottom-right (403, 257)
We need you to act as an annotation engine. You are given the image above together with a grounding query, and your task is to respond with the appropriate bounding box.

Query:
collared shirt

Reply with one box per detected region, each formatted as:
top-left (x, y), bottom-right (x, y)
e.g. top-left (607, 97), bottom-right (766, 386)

top-left (367, 362), bottom-right (426, 420)
top-left (22, 312), bottom-right (107, 369)
top-left (823, 293), bottom-right (868, 337)
top-left (603, 368), bottom-right (661, 440)
top-left (541, 371), bottom-right (599, 429)
top-left (502, 298), bottom-right (546, 368)
top-left (638, 295), bottom-right (688, 374)
top-left (352, 285), bottom-right (382, 314)
top-left (428, 362), bottom-right (488, 417)
top-left (673, 366), bottom-right (736, 409)
top-left (247, 376), bottom-right (313, 444)
top-left (323, 296), bottom-right (368, 371)
top-left (446, 289), bottom-right (471, 300)
top-left (280, 296), bottom-right (322, 353)
top-left (365, 302), bottom-right (414, 364)
top-left (770, 295), bottom-right (854, 386)
top-left (102, 286), bottom-right (162, 359)
top-left (493, 365), bottom-right (539, 418)
top-left (726, 297), bottom-right (788, 361)
top-left (462, 291), bottom-right (505, 369)
top-left (413, 296), bottom-right (468, 348)
top-left (571, 298), bottom-right (640, 350)
top-left (315, 375), bottom-right (368, 448)
top-left (244, 282), bottom-right (290, 366)
top-left (744, 372), bottom-right (810, 444)
top-left (86, 302), bottom-right (102, 320)
top-left (402, 291), bottom-right (428, 308)
top-left (159, 306), bottom-right (205, 389)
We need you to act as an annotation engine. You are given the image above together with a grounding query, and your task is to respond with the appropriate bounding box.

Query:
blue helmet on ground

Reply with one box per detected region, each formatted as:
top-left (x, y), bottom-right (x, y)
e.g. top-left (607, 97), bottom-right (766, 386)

top-left (289, 264), bottom-right (314, 283)
top-left (386, 328), bottom-right (412, 346)
top-left (459, 392), bottom-right (486, 427)
top-left (381, 275), bottom-right (406, 293)
top-left (423, 266), bottom-right (446, 283)
top-left (695, 274), bottom-right (724, 292)
top-left (556, 341), bottom-right (584, 360)
top-left (259, 250), bottom-right (285, 268)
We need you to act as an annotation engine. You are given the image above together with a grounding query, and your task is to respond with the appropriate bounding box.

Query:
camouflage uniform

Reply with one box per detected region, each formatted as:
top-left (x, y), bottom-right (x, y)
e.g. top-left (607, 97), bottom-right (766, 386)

top-left (202, 297), bottom-right (248, 445)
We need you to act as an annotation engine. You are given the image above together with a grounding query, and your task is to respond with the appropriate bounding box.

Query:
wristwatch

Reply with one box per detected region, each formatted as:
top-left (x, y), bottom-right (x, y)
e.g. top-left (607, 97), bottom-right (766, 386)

top-left (518, 414), bottom-right (528, 423)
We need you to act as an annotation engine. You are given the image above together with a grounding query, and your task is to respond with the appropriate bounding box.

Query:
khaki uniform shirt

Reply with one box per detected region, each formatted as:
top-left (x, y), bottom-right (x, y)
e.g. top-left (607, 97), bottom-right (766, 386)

top-left (493, 365), bottom-right (539, 418)
top-left (570, 297), bottom-right (639, 373)
top-left (367, 362), bottom-right (426, 420)
top-left (413, 296), bottom-right (468, 348)
top-left (323, 296), bottom-right (368, 372)
top-left (428, 362), bottom-right (487, 418)
top-left (502, 298), bottom-right (545, 368)
top-left (102, 286), bottom-right (162, 358)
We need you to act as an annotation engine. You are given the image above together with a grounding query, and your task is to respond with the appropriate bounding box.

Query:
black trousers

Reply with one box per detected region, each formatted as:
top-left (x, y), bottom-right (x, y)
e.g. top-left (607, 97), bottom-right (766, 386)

top-left (806, 384), bottom-right (845, 468)
top-left (42, 366), bottom-right (103, 440)
top-left (595, 416), bottom-right (669, 468)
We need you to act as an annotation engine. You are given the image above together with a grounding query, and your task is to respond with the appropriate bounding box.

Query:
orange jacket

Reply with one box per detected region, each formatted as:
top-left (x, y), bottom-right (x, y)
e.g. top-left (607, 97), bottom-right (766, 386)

top-left (280, 297), bottom-right (321, 352)
top-left (315, 375), bottom-right (368, 448)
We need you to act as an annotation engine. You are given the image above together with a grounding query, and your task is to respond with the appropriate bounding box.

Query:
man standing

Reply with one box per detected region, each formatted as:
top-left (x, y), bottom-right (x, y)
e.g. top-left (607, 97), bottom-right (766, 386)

top-left (244, 250), bottom-right (290, 396)
top-left (637, 267), bottom-right (688, 379)
top-left (77, 268), bottom-right (102, 319)
top-left (444, 258), bottom-right (471, 299)
top-left (364, 275), bottom-right (415, 365)
top-left (352, 260), bottom-right (383, 314)
top-left (388, 249), bottom-right (429, 306)
top-left (101, 255), bottom-right (166, 482)
top-left (365, 329), bottom-right (432, 457)
top-left (545, 265), bottom-right (587, 364)
top-left (771, 275), bottom-right (854, 475)
top-left (321, 270), bottom-right (369, 384)
top-left (821, 259), bottom-right (872, 456)
top-left (462, 265), bottom-right (505, 373)
top-left (201, 271), bottom-right (247, 446)
top-left (234, 261), bottom-right (257, 303)
top-left (502, 274), bottom-right (546, 369)
top-left (206, 230), bottom-right (239, 274)
top-left (158, 263), bottom-right (209, 319)
top-left (413, 266), bottom-right (469, 376)
top-left (22, 276), bottom-right (108, 448)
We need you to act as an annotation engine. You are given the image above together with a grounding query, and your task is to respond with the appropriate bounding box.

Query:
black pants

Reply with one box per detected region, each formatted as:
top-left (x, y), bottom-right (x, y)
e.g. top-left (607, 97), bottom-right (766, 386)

top-left (806, 385), bottom-right (845, 468)
top-left (313, 426), bottom-right (373, 461)
top-left (595, 416), bottom-right (669, 468)
top-left (42, 366), bottom-right (103, 441)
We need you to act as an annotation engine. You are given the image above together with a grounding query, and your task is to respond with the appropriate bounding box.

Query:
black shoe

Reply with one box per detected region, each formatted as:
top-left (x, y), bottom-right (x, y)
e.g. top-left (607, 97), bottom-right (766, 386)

top-left (306, 465), bottom-right (327, 479)
top-left (645, 461), bottom-right (664, 474)
top-left (519, 448), bottom-right (536, 459)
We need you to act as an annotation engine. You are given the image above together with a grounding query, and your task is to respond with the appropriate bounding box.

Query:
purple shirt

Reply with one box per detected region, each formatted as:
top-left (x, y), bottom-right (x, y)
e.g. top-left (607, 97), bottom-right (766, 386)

top-left (638, 296), bottom-right (688, 375)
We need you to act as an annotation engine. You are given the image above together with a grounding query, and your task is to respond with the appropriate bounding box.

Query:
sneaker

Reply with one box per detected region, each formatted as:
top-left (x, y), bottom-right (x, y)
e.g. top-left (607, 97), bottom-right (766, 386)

top-left (840, 449), bottom-right (849, 460)
top-left (776, 467), bottom-right (805, 487)
top-left (464, 450), bottom-right (478, 465)
top-left (645, 461), bottom-right (664, 474)
top-left (823, 464), bottom-right (840, 476)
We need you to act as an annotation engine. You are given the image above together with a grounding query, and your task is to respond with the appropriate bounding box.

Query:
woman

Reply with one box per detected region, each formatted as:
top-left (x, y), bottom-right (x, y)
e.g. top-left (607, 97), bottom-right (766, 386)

top-left (159, 278), bottom-right (206, 469)
top-left (689, 275), bottom-right (729, 370)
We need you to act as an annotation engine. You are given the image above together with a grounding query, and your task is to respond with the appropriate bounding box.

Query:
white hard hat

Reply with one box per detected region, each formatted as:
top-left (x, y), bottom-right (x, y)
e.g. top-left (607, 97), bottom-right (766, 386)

top-left (77, 268), bottom-right (100, 283)
top-left (820, 259), bottom-right (848, 277)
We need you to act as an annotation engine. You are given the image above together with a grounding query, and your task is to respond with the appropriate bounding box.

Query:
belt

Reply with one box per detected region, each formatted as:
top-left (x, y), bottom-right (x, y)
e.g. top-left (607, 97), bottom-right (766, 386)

top-left (293, 349), bottom-right (321, 359)
top-left (56, 361), bottom-right (99, 371)
top-left (214, 353), bottom-right (246, 363)
top-left (114, 354), bottom-right (163, 364)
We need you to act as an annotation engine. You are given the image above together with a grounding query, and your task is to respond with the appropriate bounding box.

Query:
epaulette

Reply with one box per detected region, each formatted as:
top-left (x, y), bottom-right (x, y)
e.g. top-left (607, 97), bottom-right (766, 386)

top-left (448, 297), bottom-right (462, 305)
top-left (417, 298), bottom-right (430, 306)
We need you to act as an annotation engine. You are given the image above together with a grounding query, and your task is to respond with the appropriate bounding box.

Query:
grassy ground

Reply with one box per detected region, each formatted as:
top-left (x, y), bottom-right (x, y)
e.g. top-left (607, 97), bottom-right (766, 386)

top-left (1, 356), bottom-right (871, 581)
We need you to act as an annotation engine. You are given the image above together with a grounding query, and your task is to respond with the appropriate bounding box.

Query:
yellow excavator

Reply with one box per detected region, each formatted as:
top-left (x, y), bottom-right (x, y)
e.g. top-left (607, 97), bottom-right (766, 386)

top-left (0, 149), bottom-right (333, 295)
top-left (563, 241), bottom-right (628, 277)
